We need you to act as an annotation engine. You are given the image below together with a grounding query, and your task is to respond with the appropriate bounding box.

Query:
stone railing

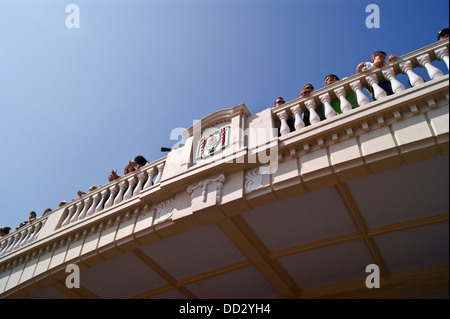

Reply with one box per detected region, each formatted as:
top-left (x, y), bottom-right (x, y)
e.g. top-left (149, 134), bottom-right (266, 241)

top-left (273, 39), bottom-right (449, 135)
top-left (0, 157), bottom-right (165, 259)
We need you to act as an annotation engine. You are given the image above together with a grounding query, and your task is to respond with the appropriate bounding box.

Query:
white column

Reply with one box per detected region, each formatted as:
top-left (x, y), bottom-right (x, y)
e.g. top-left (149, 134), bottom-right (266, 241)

top-left (70, 201), bottom-right (85, 223)
top-left (417, 53), bottom-right (444, 79)
top-left (304, 99), bottom-right (320, 124)
top-left (153, 163), bottom-right (165, 185)
top-left (78, 196), bottom-right (93, 220)
top-left (114, 180), bottom-right (128, 205)
top-left (87, 192), bottom-right (101, 217)
top-left (95, 189), bottom-right (110, 213)
top-left (123, 175), bottom-right (138, 200)
top-left (350, 80), bottom-right (370, 107)
top-left (133, 171), bottom-right (148, 196)
top-left (319, 93), bottom-right (337, 119)
top-left (143, 166), bottom-right (157, 190)
top-left (104, 184), bottom-right (119, 208)
top-left (365, 74), bottom-right (387, 100)
top-left (382, 67), bottom-right (405, 93)
top-left (290, 105), bottom-right (305, 131)
top-left (61, 205), bottom-right (77, 227)
top-left (399, 60), bottom-right (425, 87)
top-left (276, 110), bottom-right (290, 136)
top-left (334, 87), bottom-right (353, 113)
top-left (435, 46), bottom-right (449, 70)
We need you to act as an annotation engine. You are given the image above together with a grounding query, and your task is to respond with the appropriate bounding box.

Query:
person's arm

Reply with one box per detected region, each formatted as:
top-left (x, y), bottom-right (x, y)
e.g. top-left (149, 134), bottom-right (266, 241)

top-left (387, 54), bottom-right (397, 63)
top-left (356, 62), bottom-right (367, 73)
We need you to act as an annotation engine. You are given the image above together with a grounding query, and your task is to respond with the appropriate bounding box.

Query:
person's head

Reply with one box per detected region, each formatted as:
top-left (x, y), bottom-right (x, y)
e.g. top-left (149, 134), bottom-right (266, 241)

top-left (124, 165), bottom-right (136, 175)
top-left (372, 51), bottom-right (387, 63)
top-left (43, 208), bottom-right (52, 215)
top-left (303, 83), bottom-right (314, 93)
top-left (274, 97), bottom-right (285, 107)
top-left (89, 185), bottom-right (98, 191)
top-left (29, 211), bottom-right (37, 220)
top-left (325, 74), bottom-right (339, 86)
top-left (0, 226), bottom-right (11, 237)
top-left (59, 201), bottom-right (67, 207)
top-left (134, 155), bottom-right (149, 167)
top-left (438, 28), bottom-right (449, 41)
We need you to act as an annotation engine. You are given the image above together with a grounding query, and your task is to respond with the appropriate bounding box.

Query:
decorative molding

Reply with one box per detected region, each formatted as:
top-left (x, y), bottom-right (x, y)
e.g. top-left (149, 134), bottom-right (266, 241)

top-left (244, 167), bottom-right (263, 193)
top-left (154, 198), bottom-right (175, 223)
top-left (187, 173), bottom-right (226, 205)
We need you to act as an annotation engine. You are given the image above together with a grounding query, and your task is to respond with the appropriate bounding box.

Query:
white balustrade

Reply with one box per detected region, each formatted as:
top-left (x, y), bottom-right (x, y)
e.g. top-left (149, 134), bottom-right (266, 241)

top-left (399, 60), bottom-right (424, 87)
top-left (95, 189), bottom-right (110, 213)
top-left (78, 196), bottom-right (93, 220)
top-left (276, 110), bottom-right (291, 136)
top-left (87, 192), bottom-right (101, 217)
top-left (70, 201), bottom-right (85, 223)
top-left (334, 87), bottom-right (353, 113)
top-left (304, 99), bottom-right (320, 124)
top-left (61, 205), bottom-right (77, 227)
top-left (290, 105), bottom-right (305, 131)
top-left (104, 184), bottom-right (119, 209)
top-left (350, 80), bottom-right (370, 107)
top-left (133, 171), bottom-right (148, 196)
top-left (365, 74), bottom-right (387, 100)
top-left (382, 67), bottom-right (406, 93)
top-left (319, 93), bottom-right (337, 119)
top-left (417, 53), bottom-right (444, 80)
top-left (123, 175), bottom-right (138, 200)
top-left (143, 166), bottom-right (158, 190)
top-left (0, 219), bottom-right (45, 257)
top-left (435, 46), bottom-right (449, 70)
top-left (114, 180), bottom-right (129, 205)
top-left (153, 163), bottom-right (165, 185)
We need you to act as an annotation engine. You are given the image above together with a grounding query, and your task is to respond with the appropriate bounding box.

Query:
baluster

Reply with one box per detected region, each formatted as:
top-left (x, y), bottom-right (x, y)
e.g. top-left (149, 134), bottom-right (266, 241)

top-left (0, 239), bottom-right (9, 256)
top-left (365, 74), bottom-right (387, 100)
top-left (276, 110), bottom-right (290, 136)
top-left (382, 67), bottom-right (405, 94)
top-left (87, 192), bottom-right (101, 217)
top-left (114, 180), bottom-right (129, 205)
top-left (133, 171), bottom-right (148, 196)
top-left (417, 53), bottom-right (444, 79)
top-left (304, 99), bottom-right (320, 124)
top-left (153, 163), bottom-right (165, 185)
top-left (70, 201), bottom-right (85, 223)
top-left (19, 226), bottom-right (33, 247)
top-left (333, 87), bottom-right (353, 113)
top-left (95, 189), bottom-right (110, 213)
top-left (104, 184), bottom-right (119, 208)
top-left (123, 175), bottom-right (138, 200)
top-left (143, 166), bottom-right (158, 190)
top-left (5, 233), bottom-right (20, 254)
top-left (399, 60), bottom-right (425, 87)
top-left (26, 220), bottom-right (44, 244)
top-left (12, 229), bottom-right (27, 251)
top-left (290, 105), bottom-right (305, 131)
top-left (350, 80), bottom-right (370, 107)
top-left (435, 46), bottom-right (449, 70)
top-left (319, 93), bottom-right (337, 119)
top-left (61, 205), bottom-right (77, 227)
top-left (78, 196), bottom-right (93, 220)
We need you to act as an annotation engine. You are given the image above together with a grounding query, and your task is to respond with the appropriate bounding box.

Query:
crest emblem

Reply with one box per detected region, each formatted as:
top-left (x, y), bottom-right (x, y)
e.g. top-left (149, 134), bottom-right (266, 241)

top-left (197, 126), bottom-right (230, 159)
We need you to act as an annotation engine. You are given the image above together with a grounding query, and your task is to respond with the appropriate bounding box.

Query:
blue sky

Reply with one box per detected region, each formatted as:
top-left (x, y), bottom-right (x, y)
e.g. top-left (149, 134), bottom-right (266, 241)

top-left (0, 0), bottom-right (448, 229)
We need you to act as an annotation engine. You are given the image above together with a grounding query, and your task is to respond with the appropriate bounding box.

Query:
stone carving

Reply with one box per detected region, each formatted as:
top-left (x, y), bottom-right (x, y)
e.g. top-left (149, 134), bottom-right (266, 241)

top-left (244, 167), bottom-right (263, 192)
top-left (187, 173), bottom-right (226, 205)
top-left (155, 198), bottom-right (175, 222)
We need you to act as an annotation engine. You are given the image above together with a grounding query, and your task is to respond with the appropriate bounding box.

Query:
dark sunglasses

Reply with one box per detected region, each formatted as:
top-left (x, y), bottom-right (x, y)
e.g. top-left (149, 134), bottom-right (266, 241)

top-left (305, 86), bottom-right (314, 90)
top-left (276, 100), bottom-right (285, 104)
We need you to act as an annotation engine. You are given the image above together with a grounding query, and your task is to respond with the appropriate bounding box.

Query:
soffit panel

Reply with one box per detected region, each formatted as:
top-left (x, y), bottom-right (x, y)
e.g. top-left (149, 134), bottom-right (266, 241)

top-left (242, 186), bottom-right (358, 252)
top-left (80, 252), bottom-right (167, 299)
top-left (347, 155), bottom-right (449, 228)
top-left (373, 223), bottom-right (450, 273)
top-left (277, 240), bottom-right (375, 289)
top-left (139, 223), bottom-right (246, 280)
top-left (184, 266), bottom-right (279, 299)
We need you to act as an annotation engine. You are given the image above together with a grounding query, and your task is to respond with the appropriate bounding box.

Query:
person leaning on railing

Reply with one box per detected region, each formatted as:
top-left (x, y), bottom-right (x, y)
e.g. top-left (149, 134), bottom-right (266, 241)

top-left (299, 83), bottom-right (325, 126)
top-left (356, 50), bottom-right (397, 100)
top-left (438, 28), bottom-right (449, 41)
top-left (0, 226), bottom-right (12, 237)
top-left (324, 74), bottom-right (358, 114)
top-left (128, 155), bottom-right (150, 169)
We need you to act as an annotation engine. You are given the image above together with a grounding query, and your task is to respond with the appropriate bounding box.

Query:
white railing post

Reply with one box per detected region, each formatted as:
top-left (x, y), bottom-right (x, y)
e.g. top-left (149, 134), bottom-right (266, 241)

top-left (143, 166), bottom-right (158, 190)
top-left (61, 205), bottom-right (77, 227)
top-left (114, 180), bottom-right (129, 205)
top-left (319, 93), bottom-right (337, 119)
top-left (334, 87), bottom-right (353, 113)
top-left (153, 163), bottom-right (165, 185)
top-left (276, 110), bottom-right (291, 136)
top-left (95, 189), bottom-right (110, 213)
top-left (78, 196), bottom-right (93, 220)
top-left (350, 80), bottom-right (370, 107)
top-left (417, 53), bottom-right (444, 80)
top-left (365, 74), bottom-right (387, 100)
top-left (382, 67), bottom-right (405, 93)
top-left (70, 201), bottom-right (85, 223)
top-left (290, 105), bottom-right (305, 131)
top-left (304, 99), bottom-right (320, 124)
top-left (399, 60), bottom-right (425, 87)
top-left (133, 171), bottom-right (148, 196)
top-left (86, 192), bottom-right (101, 217)
top-left (123, 175), bottom-right (138, 200)
top-left (104, 184), bottom-right (119, 209)
top-left (435, 46), bottom-right (449, 70)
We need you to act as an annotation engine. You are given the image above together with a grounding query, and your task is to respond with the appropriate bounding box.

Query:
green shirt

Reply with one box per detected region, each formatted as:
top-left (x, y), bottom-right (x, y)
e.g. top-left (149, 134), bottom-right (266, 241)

top-left (330, 92), bottom-right (358, 115)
